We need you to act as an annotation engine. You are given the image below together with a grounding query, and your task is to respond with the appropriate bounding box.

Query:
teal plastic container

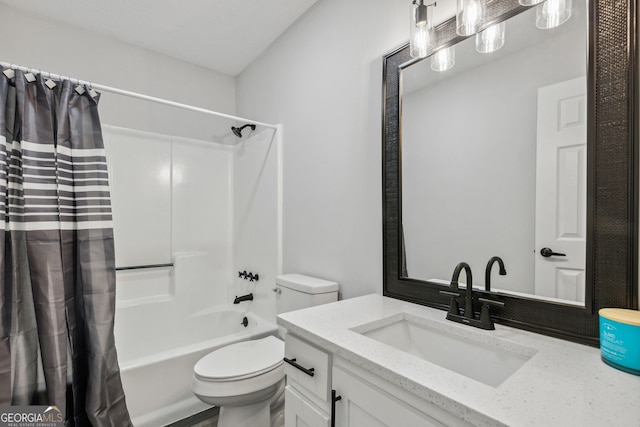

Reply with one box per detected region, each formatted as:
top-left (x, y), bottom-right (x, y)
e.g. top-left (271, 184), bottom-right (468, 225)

top-left (599, 308), bottom-right (640, 376)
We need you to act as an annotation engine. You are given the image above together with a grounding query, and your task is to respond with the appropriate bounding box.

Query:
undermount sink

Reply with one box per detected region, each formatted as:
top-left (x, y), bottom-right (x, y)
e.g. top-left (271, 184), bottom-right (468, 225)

top-left (351, 312), bottom-right (536, 387)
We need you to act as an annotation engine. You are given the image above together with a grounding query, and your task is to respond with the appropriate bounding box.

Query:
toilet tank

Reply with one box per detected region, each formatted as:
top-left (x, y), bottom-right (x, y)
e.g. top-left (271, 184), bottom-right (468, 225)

top-left (275, 274), bottom-right (339, 314)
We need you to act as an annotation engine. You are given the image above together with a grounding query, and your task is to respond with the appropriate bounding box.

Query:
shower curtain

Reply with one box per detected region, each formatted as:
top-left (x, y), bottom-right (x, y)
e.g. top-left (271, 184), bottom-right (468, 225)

top-left (0, 69), bottom-right (132, 426)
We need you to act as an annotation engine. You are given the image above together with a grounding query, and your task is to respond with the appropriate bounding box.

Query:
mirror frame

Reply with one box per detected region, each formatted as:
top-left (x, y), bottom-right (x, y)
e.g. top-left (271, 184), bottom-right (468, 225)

top-left (382, 0), bottom-right (638, 346)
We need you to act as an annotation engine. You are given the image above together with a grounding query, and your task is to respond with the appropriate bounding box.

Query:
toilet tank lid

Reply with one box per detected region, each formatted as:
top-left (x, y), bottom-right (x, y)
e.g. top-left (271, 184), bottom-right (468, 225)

top-left (276, 274), bottom-right (338, 294)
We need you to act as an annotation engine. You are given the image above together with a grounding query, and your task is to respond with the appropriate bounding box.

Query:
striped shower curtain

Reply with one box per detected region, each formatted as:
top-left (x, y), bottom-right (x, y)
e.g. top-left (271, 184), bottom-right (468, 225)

top-left (0, 68), bottom-right (132, 426)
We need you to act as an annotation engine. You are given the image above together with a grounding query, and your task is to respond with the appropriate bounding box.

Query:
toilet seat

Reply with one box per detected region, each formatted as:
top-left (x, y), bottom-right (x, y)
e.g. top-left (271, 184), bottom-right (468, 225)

top-left (194, 336), bottom-right (284, 382)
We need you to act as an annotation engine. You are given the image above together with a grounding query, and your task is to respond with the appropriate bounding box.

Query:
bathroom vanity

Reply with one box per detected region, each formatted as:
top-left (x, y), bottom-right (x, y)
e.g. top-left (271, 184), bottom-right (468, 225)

top-left (278, 294), bottom-right (640, 427)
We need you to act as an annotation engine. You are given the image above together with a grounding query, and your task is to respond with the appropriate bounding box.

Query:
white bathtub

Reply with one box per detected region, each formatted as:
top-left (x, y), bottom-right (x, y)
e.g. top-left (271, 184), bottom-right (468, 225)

top-left (117, 306), bottom-right (277, 427)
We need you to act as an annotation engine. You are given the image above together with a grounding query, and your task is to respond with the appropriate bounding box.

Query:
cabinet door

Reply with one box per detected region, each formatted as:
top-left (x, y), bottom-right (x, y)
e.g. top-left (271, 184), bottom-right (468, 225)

top-left (332, 367), bottom-right (446, 427)
top-left (285, 385), bottom-right (330, 427)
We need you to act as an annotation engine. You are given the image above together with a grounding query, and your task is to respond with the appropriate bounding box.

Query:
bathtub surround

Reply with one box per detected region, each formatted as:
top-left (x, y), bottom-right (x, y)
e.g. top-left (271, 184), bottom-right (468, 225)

top-left (0, 70), bottom-right (131, 425)
top-left (103, 125), bottom-right (280, 425)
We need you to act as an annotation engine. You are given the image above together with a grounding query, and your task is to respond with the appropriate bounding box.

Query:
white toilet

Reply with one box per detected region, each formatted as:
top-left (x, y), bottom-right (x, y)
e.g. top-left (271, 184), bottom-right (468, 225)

top-left (192, 274), bottom-right (339, 427)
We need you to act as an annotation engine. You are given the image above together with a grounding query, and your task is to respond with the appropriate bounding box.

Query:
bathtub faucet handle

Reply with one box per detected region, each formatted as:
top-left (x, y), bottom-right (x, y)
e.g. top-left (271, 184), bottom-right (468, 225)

top-left (249, 273), bottom-right (259, 282)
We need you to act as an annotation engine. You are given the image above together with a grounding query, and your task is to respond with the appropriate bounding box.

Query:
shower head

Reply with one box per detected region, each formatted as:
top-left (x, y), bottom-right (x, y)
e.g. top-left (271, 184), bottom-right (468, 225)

top-left (231, 124), bottom-right (256, 138)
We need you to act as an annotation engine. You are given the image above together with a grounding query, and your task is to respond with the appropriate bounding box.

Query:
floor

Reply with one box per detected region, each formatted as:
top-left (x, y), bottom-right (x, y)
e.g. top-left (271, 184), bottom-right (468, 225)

top-left (166, 400), bottom-right (284, 427)
top-left (187, 415), bottom-right (219, 427)
top-left (165, 408), bottom-right (219, 427)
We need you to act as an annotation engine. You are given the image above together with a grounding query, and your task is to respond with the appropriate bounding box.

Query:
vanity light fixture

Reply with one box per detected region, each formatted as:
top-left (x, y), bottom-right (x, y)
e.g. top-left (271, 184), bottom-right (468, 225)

top-left (456, 0), bottom-right (486, 36)
top-left (536, 0), bottom-right (572, 29)
top-left (431, 46), bottom-right (455, 72)
top-left (410, 0), bottom-right (437, 58)
top-left (476, 21), bottom-right (506, 53)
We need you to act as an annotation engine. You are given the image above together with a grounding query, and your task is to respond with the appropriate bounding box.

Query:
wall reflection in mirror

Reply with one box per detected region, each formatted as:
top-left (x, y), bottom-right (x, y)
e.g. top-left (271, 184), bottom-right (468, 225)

top-left (400, 0), bottom-right (587, 305)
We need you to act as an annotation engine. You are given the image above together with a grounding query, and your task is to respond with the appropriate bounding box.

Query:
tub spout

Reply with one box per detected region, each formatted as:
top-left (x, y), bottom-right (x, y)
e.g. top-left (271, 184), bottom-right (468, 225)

top-left (233, 293), bottom-right (254, 304)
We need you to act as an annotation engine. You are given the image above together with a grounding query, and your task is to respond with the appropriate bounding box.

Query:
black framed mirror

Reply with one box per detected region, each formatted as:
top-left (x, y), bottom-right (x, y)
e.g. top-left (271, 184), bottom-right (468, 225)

top-left (383, 0), bottom-right (638, 345)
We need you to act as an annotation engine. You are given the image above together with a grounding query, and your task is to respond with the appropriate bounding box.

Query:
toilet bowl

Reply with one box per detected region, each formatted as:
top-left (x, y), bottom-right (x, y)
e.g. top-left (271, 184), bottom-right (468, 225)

top-left (192, 336), bottom-right (285, 427)
top-left (192, 274), bottom-right (338, 427)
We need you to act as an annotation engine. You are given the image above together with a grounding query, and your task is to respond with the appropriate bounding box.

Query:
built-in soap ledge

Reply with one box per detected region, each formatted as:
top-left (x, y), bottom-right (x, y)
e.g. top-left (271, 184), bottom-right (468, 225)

top-left (115, 268), bottom-right (173, 307)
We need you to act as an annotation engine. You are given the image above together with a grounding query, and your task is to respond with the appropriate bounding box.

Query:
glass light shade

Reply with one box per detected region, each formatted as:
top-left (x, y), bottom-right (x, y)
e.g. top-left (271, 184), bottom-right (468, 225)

top-left (518, 0), bottom-right (544, 5)
top-left (536, 0), bottom-right (572, 29)
top-left (476, 22), bottom-right (506, 53)
top-left (410, 0), bottom-right (433, 58)
top-left (431, 46), bottom-right (455, 72)
top-left (456, 0), bottom-right (486, 36)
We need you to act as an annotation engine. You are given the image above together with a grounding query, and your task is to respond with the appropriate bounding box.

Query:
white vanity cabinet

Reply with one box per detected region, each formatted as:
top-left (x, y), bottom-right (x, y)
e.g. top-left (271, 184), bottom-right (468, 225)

top-left (283, 333), bottom-right (472, 427)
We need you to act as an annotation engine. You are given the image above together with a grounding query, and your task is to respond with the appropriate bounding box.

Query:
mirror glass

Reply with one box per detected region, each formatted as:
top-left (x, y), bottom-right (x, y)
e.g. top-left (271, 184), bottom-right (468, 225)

top-left (400, 1), bottom-right (588, 304)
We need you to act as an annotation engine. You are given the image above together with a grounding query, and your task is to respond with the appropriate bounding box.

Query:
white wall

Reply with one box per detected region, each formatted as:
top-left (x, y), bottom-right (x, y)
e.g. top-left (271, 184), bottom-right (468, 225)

top-left (0, 4), bottom-right (236, 142)
top-left (236, 0), bottom-right (409, 299)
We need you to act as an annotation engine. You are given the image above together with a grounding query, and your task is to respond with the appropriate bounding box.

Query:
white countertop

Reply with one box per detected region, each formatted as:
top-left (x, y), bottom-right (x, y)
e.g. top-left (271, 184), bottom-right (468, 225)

top-left (277, 294), bottom-right (640, 427)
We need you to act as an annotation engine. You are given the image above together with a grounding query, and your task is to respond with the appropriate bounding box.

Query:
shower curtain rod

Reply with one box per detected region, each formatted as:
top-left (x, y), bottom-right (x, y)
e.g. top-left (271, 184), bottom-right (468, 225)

top-left (0, 61), bottom-right (278, 130)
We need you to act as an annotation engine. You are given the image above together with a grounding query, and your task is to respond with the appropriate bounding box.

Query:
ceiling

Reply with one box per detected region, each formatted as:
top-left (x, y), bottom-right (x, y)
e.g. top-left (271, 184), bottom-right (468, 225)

top-left (0, 0), bottom-right (319, 76)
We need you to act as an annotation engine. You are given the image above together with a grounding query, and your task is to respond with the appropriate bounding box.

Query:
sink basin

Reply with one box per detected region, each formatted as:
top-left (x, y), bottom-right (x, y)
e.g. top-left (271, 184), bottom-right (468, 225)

top-left (351, 313), bottom-right (536, 387)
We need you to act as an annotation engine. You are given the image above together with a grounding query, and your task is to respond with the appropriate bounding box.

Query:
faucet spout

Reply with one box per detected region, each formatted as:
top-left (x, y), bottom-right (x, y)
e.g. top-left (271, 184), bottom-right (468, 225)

top-left (485, 256), bottom-right (507, 292)
top-left (451, 262), bottom-right (474, 320)
top-left (233, 293), bottom-right (254, 304)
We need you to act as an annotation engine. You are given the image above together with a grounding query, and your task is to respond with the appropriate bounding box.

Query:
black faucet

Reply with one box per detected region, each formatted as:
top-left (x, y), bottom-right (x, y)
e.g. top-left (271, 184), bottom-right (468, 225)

top-left (452, 262), bottom-right (474, 321)
top-left (439, 262), bottom-right (504, 330)
top-left (485, 256), bottom-right (507, 292)
top-left (233, 293), bottom-right (254, 304)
